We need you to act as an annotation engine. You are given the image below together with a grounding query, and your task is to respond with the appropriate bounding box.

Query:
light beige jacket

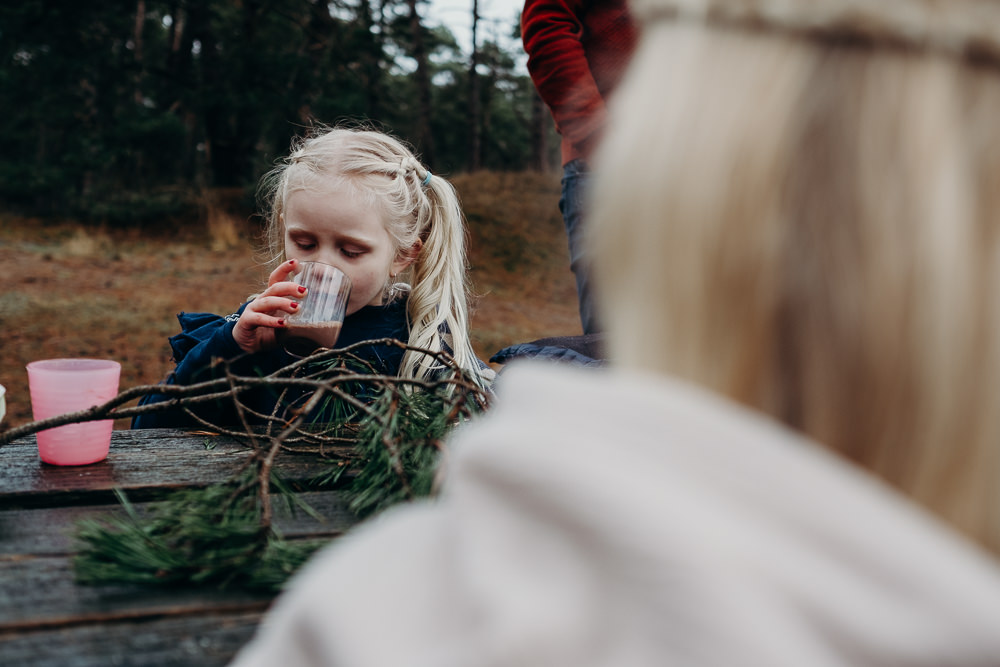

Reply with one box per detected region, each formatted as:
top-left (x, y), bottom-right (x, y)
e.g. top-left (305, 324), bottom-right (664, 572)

top-left (232, 362), bottom-right (1000, 667)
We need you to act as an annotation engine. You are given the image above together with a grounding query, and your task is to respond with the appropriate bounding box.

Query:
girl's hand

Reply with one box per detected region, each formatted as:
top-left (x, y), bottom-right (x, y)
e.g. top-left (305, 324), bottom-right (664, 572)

top-left (232, 259), bottom-right (306, 353)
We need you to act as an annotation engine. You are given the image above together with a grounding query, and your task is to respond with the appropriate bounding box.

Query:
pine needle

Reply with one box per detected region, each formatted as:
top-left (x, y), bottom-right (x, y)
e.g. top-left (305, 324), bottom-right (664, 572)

top-left (71, 344), bottom-right (491, 592)
top-left (74, 471), bottom-right (321, 592)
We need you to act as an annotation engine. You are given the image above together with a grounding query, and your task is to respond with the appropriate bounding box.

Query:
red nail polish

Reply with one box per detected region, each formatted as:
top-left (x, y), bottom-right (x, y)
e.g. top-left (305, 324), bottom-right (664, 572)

top-left (298, 286), bottom-right (306, 294)
top-left (278, 319), bottom-right (286, 326)
top-left (290, 302), bottom-right (299, 309)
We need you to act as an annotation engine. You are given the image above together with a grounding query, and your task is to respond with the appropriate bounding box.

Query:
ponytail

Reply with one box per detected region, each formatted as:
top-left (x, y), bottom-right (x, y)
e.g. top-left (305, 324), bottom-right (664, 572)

top-left (402, 174), bottom-right (486, 388)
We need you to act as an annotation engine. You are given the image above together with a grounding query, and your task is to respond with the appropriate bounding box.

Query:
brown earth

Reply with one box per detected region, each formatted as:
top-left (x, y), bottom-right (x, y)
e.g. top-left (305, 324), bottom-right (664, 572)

top-left (0, 171), bottom-right (581, 429)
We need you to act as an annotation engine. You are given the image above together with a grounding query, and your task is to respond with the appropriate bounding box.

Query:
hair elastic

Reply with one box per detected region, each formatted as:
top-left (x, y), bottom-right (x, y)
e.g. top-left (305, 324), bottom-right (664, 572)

top-left (421, 171), bottom-right (433, 187)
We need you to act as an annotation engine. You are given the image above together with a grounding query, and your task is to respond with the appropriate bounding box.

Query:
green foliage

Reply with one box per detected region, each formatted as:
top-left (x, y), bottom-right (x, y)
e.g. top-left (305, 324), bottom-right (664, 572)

top-left (346, 381), bottom-right (476, 518)
top-left (0, 0), bottom-right (545, 223)
top-left (74, 477), bottom-right (323, 593)
top-left (81, 189), bottom-right (200, 227)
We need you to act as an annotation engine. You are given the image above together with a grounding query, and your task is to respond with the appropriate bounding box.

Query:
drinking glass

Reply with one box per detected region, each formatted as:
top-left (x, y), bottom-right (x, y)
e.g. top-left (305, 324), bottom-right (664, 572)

top-left (279, 262), bottom-right (352, 358)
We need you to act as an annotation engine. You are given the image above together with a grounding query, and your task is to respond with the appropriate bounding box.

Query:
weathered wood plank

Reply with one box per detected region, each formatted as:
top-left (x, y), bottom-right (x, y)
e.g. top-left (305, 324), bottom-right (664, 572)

top-left (0, 429), bottom-right (364, 665)
top-left (0, 610), bottom-right (263, 667)
top-left (0, 429), bottom-right (355, 508)
top-left (0, 554), bottom-right (273, 630)
top-left (0, 491), bottom-right (360, 556)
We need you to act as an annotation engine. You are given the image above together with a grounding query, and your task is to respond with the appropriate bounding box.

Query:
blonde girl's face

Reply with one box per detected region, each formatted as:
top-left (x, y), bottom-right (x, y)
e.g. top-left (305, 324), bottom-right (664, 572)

top-left (282, 186), bottom-right (414, 316)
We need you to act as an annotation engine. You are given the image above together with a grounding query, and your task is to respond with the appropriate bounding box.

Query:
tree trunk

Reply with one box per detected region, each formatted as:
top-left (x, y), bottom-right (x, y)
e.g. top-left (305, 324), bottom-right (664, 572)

top-left (356, 0), bottom-right (384, 119)
top-left (165, 0), bottom-right (180, 74)
top-left (406, 0), bottom-right (435, 165)
top-left (133, 0), bottom-right (146, 104)
top-left (292, 0), bottom-right (336, 125)
top-left (530, 88), bottom-right (550, 172)
top-left (467, 0), bottom-right (481, 171)
top-left (187, 2), bottom-right (215, 189)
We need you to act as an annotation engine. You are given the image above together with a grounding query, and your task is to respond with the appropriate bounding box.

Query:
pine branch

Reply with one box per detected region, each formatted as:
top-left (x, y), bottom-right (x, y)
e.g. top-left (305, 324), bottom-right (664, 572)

top-left (0, 338), bottom-right (487, 446)
top-left (57, 341), bottom-right (491, 591)
top-left (73, 478), bottom-right (322, 592)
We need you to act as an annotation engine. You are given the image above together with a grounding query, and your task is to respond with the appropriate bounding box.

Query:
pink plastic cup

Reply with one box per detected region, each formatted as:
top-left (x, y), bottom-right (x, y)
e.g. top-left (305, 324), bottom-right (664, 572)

top-left (26, 359), bottom-right (122, 466)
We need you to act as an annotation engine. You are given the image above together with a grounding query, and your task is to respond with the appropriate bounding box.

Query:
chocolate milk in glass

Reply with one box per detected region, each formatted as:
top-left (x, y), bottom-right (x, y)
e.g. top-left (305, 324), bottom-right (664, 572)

top-left (278, 261), bottom-right (351, 357)
top-left (278, 320), bottom-right (343, 357)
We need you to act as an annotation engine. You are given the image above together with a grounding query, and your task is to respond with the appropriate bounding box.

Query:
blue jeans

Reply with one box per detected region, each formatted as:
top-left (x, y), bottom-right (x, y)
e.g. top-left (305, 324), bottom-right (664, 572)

top-left (560, 159), bottom-right (600, 334)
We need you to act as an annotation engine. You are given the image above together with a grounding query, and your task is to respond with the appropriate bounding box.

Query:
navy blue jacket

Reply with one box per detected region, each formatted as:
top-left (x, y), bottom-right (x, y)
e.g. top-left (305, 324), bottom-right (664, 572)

top-left (133, 299), bottom-right (409, 429)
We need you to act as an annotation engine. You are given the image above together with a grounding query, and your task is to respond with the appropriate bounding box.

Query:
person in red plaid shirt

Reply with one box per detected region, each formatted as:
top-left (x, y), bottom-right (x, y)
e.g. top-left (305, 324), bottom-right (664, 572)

top-left (522, 0), bottom-right (637, 334)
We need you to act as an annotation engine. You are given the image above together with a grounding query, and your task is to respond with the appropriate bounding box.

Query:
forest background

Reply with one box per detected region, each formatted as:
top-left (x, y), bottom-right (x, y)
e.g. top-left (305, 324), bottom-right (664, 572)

top-left (0, 0), bottom-right (579, 427)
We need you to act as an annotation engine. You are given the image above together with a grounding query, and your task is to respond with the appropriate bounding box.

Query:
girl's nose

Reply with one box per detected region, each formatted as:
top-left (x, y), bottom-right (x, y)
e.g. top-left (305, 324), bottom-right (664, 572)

top-left (314, 253), bottom-right (341, 271)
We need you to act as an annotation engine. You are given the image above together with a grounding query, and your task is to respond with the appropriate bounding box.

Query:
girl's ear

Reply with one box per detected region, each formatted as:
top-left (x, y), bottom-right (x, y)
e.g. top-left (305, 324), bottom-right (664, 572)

top-left (391, 239), bottom-right (423, 275)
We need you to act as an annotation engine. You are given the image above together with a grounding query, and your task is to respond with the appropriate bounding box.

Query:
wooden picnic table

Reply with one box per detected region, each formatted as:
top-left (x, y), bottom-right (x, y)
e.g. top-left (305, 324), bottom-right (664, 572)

top-left (0, 428), bottom-right (362, 666)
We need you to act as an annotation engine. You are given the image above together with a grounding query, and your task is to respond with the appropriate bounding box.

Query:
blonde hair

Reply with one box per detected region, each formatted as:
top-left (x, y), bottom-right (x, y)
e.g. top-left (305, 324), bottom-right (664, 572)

top-left (259, 126), bottom-right (486, 387)
top-left (592, 0), bottom-right (1000, 552)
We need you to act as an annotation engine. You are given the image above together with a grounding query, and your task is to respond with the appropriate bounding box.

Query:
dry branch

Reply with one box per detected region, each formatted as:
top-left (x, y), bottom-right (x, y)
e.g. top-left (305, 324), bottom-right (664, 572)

top-left (40, 340), bottom-right (492, 591)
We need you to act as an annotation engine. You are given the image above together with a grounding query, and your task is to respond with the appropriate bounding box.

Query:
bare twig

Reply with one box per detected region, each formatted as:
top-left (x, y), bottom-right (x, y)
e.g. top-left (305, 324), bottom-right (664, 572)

top-left (65, 341), bottom-right (492, 592)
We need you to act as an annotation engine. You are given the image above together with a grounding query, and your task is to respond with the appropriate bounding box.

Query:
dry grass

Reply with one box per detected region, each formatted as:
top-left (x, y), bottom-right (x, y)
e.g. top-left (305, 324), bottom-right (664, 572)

top-left (455, 170), bottom-right (581, 355)
top-left (0, 171), bottom-right (579, 429)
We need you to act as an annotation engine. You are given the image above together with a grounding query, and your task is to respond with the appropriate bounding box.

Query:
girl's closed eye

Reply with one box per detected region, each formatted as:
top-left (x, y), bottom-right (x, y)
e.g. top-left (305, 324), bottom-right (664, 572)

top-left (341, 246), bottom-right (365, 259)
top-left (289, 233), bottom-right (317, 251)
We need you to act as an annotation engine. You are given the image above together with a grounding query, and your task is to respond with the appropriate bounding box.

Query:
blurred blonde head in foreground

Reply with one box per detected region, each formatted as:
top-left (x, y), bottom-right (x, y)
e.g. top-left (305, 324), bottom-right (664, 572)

top-left (593, 0), bottom-right (1000, 553)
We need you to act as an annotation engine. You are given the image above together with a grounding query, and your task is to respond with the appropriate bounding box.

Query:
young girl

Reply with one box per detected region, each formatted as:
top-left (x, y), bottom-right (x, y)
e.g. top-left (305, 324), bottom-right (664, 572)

top-left (134, 126), bottom-right (492, 429)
